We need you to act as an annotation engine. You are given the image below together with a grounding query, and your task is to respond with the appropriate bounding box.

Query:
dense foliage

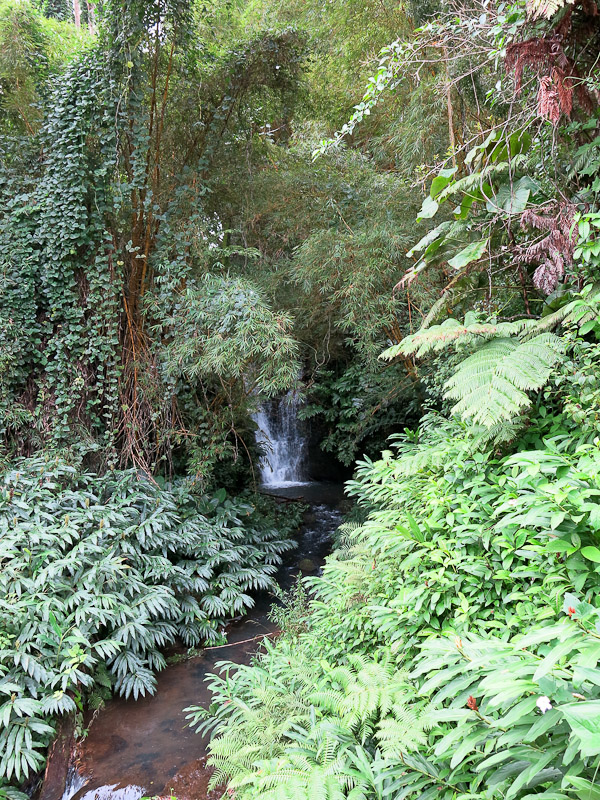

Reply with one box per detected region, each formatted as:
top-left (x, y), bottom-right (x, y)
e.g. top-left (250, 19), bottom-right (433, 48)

top-left (0, 0), bottom-right (307, 481)
top-left (0, 0), bottom-right (433, 479)
top-left (0, 457), bottom-right (299, 790)
top-left (193, 399), bottom-right (600, 798)
top-left (183, 1), bottom-right (600, 799)
top-left (4, 0), bottom-right (600, 798)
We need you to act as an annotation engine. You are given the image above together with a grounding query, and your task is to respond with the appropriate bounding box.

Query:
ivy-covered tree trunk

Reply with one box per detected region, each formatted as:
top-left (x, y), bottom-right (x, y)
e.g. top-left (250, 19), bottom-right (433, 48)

top-left (0, 0), bottom-right (305, 476)
top-left (42, 0), bottom-right (73, 22)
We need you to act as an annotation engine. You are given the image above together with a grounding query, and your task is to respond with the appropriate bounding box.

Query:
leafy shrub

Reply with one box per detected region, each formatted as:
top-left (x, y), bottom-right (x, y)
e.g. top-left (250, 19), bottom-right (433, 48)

top-left (0, 456), bottom-right (295, 788)
top-left (299, 361), bottom-right (422, 466)
top-left (268, 578), bottom-right (312, 640)
top-left (306, 414), bottom-right (600, 660)
top-left (194, 400), bottom-right (600, 799)
top-left (193, 606), bottom-right (600, 799)
top-left (408, 605), bottom-right (600, 800)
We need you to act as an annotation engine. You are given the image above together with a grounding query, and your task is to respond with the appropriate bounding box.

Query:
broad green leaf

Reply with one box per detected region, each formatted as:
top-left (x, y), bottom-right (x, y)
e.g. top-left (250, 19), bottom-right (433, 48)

top-left (430, 167), bottom-right (457, 199)
top-left (517, 624), bottom-right (572, 649)
top-left (447, 239), bottom-right (489, 270)
top-left (487, 179), bottom-right (530, 215)
top-left (505, 749), bottom-right (560, 799)
top-left (580, 546), bottom-right (600, 563)
top-left (533, 637), bottom-right (580, 681)
top-left (559, 701), bottom-right (600, 757)
top-left (406, 221), bottom-right (453, 257)
top-left (564, 776), bottom-right (600, 800)
top-left (545, 539), bottom-right (576, 553)
top-left (417, 195), bottom-right (439, 221)
top-left (573, 666), bottom-right (600, 687)
top-left (524, 708), bottom-right (563, 742)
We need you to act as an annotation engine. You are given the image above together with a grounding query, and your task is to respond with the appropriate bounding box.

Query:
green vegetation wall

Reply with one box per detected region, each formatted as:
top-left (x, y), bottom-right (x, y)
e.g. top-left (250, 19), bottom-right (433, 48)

top-left (185, 3), bottom-right (600, 797)
top-left (0, 0), bottom-right (451, 480)
top-left (0, 0), bottom-right (307, 481)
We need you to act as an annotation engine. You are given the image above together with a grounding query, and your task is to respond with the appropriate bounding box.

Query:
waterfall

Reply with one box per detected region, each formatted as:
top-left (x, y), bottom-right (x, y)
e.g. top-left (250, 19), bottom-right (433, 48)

top-left (254, 393), bottom-right (309, 486)
top-left (76, 785), bottom-right (146, 800)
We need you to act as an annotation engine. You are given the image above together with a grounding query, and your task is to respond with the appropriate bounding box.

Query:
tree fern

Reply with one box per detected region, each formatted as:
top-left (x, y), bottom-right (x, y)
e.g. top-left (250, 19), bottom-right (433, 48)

top-left (381, 315), bottom-right (532, 361)
top-left (381, 308), bottom-right (570, 428)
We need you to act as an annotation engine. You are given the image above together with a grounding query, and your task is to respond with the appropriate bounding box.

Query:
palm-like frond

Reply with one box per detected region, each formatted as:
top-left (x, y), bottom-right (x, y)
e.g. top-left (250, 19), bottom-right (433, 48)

top-left (381, 317), bottom-right (531, 361)
top-left (381, 302), bottom-right (574, 427)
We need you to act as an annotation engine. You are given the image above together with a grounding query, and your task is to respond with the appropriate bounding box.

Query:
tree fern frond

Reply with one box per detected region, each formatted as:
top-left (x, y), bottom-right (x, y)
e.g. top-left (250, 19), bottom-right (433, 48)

top-left (419, 289), bottom-right (458, 330)
top-left (336, 522), bottom-right (363, 548)
top-left (444, 334), bottom-right (565, 427)
top-left (381, 317), bottom-right (528, 361)
top-left (516, 288), bottom-right (600, 338)
top-left (526, 0), bottom-right (570, 19)
top-left (309, 690), bottom-right (346, 714)
top-left (376, 711), bottom-right (426, 756)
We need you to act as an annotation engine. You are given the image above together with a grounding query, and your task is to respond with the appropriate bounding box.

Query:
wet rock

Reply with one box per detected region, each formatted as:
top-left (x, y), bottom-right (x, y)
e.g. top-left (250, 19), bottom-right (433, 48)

top-left (39, 713), bottom-right (76, 800)
top-left (168, 756), bottom-right (223, 800)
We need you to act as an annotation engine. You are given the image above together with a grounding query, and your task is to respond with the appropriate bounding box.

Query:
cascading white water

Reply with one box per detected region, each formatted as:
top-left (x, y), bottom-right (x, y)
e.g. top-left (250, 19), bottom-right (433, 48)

top-left (254, 392), bottom-right (309, 487)
top-left (60, 767), bottom-right (89, 800)
top-left (76, 785), bottom-right (145, 800)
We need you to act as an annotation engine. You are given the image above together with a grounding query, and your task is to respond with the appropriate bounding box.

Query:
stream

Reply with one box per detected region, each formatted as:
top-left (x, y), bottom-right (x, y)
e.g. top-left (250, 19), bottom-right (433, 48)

top-left (52, 395), bottom-right (344, 800)
top-left (59, 397), bottom-right (345, 800)
top-left (67, 485), bottom-right (344, 800)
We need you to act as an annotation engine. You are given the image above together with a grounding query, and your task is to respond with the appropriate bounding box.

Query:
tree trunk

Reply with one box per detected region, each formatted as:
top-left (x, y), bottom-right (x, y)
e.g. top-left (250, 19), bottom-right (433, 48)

top-left (86, 1), bottom-right (96, 32)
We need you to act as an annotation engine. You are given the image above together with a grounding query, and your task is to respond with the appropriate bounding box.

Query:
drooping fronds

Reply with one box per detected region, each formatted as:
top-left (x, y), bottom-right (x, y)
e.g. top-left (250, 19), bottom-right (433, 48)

top-left (381, 316), bottom-right (532, 361)
top-left (518, 203), bottom-right (578, 294)
top-left (381, 286), bottom-right (600, 427)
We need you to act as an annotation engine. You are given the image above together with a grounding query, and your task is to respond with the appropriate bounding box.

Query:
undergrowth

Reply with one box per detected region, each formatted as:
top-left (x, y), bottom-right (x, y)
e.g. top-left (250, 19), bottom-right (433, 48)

top-left (192, 398), bottom-right (600, 799)
top-left (0, 456), bottom-right (298, 792)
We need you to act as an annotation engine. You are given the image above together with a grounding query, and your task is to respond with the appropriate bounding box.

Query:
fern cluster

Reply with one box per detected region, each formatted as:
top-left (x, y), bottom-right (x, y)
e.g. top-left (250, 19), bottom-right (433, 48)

top-left (186, 648), bottom-right (431, 800)
top-left (381, 310), bottom-right (572, 427)
top-left (381, 285), bottom-right (600, 430)
top-left (0, 456), bottom-right (295, 789)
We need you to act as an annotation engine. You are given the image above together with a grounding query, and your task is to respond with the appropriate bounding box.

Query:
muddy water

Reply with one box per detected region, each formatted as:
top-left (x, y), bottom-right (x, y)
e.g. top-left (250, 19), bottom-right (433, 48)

top-left (69, 483), bottom-right (344, 800)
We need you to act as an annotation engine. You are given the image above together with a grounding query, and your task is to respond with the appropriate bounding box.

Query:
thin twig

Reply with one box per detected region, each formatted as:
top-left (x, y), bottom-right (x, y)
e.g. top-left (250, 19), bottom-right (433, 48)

top-left (203, 632), bottom-right (278, 651)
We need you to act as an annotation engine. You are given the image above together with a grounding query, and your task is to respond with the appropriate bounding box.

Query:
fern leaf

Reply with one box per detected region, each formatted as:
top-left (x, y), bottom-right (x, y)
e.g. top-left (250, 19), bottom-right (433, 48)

top-left (444, 334), bottom-right (565, 426)
top-left (381, 318), bottom-right (528, 361)
top-left (526, 0), bottom-right (571, 19)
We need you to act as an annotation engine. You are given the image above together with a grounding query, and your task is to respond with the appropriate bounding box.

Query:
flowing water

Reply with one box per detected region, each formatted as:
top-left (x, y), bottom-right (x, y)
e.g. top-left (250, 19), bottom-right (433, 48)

top-left (68, 606), bottom-right (278, 800)
top-left (58, 480), bottom-right (345, 800)
top-left (61, 768), bottom-right (88, 800)
top-left (253, 393), bottom-right (309, 487)
top-left (49, 396), bottom-right (344, 800)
